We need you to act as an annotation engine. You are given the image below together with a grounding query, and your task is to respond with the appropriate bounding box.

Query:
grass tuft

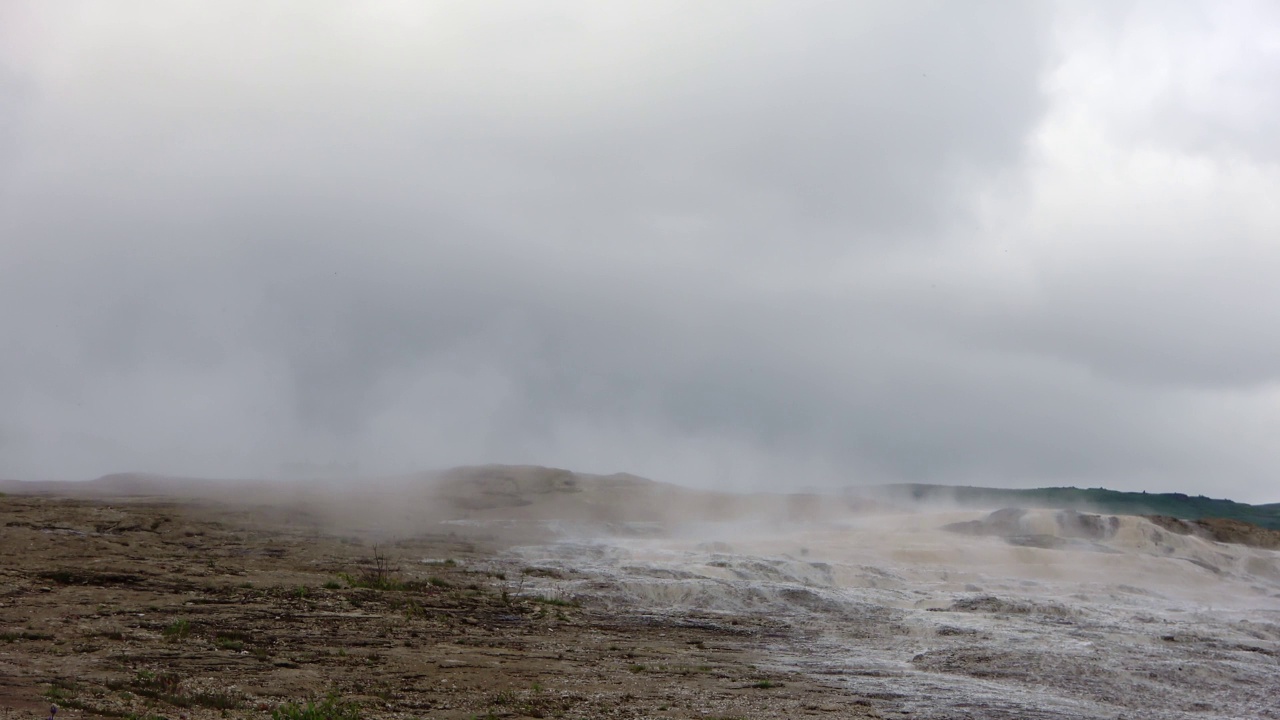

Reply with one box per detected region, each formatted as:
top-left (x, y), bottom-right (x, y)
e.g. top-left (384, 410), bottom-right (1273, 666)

top-left (272, 694), bottom-right (360, 720)
top-left (162, 619), bottom-right (191, 641)
top-left (215, 635), bottom-right (244, 652)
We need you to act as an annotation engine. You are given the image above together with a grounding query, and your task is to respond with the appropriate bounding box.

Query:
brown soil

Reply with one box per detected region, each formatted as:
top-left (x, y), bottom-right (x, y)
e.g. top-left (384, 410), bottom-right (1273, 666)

top-left (1145, 515), bottom-right (1280, 550)
top-left (0, 491), bottom-right (880, 720)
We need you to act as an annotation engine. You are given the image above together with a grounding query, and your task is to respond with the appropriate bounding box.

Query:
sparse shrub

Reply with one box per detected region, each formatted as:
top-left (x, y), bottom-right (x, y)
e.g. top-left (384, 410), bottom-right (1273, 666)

top-left (113, 667), bottom-right (242, 710)
top-left (271, 694), bottom-right (360, 720)
top-left (400, 599), bottom-right (427, 620)
top-left (132, 669), bottom-right (181, 693)
top-left (339, 546), bottom-right (423, 591)
top-left (162, 620), bottom-right (191, 641)
top-left (322, 580), bottom-right (342, 590)
top-left (44, 679), bottom-right (77, 701)
top-left (215, 635), bottom-right (244, 652)
top-left (182, 690), bottom-right (242, 709)
top-left (359, 546), bottom-right (398, 587)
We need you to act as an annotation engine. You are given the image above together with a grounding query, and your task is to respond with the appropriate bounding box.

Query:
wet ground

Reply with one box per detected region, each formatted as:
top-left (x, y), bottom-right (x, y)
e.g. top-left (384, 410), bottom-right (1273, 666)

top-left (508, 512), bottom-right (1280, 719)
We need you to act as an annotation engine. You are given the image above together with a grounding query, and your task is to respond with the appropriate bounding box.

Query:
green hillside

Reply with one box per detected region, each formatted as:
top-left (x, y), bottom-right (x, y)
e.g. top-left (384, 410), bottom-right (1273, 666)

top-left (882, 485), bottom-right (1280, 530)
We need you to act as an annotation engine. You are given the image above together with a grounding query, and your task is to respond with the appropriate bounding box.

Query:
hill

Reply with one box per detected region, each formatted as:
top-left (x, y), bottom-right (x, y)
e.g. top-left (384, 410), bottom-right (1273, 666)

top-left (4, 468), bottom-right (1277, 531)
top-left (875, 484), bottom-right (1280, 530)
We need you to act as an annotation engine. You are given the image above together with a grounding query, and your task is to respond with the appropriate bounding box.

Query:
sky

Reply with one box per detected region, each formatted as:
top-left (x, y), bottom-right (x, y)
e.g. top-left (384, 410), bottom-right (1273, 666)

top-left (2, 2), bottom-right (1279, 501)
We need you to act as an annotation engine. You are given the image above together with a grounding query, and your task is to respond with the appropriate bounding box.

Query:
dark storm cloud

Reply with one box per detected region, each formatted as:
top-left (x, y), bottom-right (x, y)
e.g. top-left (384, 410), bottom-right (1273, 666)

top-left (1, 2), bottom-right (1277, 501)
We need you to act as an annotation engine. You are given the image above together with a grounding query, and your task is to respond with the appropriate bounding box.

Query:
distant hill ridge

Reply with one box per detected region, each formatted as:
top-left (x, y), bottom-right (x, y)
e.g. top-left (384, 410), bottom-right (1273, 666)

top-left (3, 468), bottom-right (1277, 532)
top-left (877, 484), bottom-right (1280, 530)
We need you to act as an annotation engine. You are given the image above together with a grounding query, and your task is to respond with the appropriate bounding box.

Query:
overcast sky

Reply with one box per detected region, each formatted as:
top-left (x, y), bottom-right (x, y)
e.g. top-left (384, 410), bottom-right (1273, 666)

top-left (2, 2), bottom-right (1278, 501)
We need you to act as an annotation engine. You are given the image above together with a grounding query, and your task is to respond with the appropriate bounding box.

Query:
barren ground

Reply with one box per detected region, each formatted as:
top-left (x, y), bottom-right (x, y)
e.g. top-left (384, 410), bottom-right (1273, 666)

top-left (4, 467), bottom-right (1278, 720)
top-left (0, 492), bottom-right (878, 720)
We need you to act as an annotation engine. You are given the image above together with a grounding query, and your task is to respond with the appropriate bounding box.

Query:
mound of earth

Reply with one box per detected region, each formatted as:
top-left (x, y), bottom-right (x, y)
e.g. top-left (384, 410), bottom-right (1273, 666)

top-left (420, 464), bottom-right (878, 528)
top-left (1147, 514), bottom-right (1280, 550)
top-left (938, 507), bottom-right (1280, 586)
top-left (942, 508), bottom-right (1122, 551)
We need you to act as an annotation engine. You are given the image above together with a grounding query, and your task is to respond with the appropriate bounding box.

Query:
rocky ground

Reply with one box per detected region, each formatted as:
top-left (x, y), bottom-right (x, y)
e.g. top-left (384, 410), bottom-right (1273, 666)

top-left (0, 492), bottom-right (880, 720)
top-left (4, 467), bottom-right (1278, 720)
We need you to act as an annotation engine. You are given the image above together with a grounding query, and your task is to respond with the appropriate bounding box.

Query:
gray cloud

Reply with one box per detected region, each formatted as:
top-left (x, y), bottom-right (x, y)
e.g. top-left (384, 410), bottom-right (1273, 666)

top-left (2, 2), bottom-right (1277, 501)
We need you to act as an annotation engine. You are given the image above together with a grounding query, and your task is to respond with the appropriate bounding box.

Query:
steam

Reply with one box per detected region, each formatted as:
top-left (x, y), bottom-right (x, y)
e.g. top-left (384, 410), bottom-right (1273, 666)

top-left (496, 493), bottom-right (1280, 718)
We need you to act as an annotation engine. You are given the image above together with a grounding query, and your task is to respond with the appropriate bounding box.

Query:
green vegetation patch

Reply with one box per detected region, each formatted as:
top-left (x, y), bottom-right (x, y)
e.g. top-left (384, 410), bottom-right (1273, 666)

top-left (162, 619), bottom-right (191, 641)
top-left (890, 484), bottom-right (1280, 529)
top-left (272, 694), bottom-right (360, 720)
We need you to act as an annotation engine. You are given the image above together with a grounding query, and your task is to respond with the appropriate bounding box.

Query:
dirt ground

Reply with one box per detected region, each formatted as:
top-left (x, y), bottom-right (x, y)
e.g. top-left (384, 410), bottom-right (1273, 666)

top-left (1146, 514), bottom-right (1280, 550)
top-left (0, 492), bottom-right (881, 720)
